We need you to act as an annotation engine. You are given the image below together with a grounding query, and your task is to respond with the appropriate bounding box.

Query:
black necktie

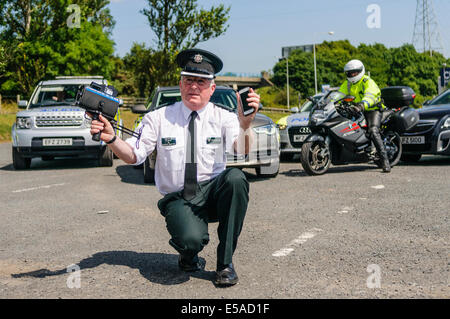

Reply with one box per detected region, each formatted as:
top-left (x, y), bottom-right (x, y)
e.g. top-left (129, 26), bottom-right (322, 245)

top-left (183, 111), bottom-right (198, 200)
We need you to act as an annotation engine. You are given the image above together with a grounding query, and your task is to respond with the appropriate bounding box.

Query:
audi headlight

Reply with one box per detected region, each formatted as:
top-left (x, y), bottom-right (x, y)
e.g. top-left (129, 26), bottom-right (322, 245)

top-left (16, 117), bottom-right (32, 129)
top-left (277, 123), bottom-right (287, 130)
top-left (442, 118), bottom-right (450, 129)
top-left (253, 124), bottom-right (277, 135)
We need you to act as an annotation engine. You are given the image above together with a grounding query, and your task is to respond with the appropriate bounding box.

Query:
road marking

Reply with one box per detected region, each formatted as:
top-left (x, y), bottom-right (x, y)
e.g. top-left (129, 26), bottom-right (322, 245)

top-left (12, 183), bottom-right (66, 193)
top-left (337, 206), bottom-right (353, 214)
top-left (272, 228), bottom-right (323, 257)
top-left (371, 185), bottom-right (385, 190)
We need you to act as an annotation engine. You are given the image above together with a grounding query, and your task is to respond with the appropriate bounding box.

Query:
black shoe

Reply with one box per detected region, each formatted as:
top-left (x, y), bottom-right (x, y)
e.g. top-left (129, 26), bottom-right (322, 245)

top-left (215, 263), bottom-right (239, 286)
top-left (178, 255), bottom-right (205, 272)
top-left (382, 159), bottom-right (391, 173)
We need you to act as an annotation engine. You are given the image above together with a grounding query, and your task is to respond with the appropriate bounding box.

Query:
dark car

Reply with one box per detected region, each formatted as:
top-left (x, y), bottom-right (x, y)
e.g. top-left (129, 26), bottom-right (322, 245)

top-left (131, 86), bottom-right (280, 182)
top-left (400, 89), bottom-right (450, 162)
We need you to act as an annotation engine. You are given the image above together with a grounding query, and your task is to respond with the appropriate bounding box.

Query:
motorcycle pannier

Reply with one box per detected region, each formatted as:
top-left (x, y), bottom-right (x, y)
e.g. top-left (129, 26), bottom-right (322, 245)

top-left (381, 86), bottom-right (416, 108)
top-left (393, 107), bottom-right (419, 132)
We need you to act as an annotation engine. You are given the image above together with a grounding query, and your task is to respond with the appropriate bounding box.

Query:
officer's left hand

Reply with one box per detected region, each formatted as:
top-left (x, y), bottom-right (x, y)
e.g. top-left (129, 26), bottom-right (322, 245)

top-left (349, 103), bottom-right (364, 115)
top-left (236, 88), bottom-right (260, 130)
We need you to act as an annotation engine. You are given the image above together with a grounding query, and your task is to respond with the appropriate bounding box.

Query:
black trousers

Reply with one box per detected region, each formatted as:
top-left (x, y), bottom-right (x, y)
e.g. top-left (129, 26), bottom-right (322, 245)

top-left (364, 110), bottom-right (388, 159)
top-left (157, 168), bottom-right (249, 268)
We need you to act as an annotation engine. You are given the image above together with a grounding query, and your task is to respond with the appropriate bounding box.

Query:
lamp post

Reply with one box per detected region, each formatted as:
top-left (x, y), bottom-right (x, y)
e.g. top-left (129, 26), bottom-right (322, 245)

top-left (286, 56), bottom-right (290, 109)
top-left (313, 31), bottom-right (334, 95)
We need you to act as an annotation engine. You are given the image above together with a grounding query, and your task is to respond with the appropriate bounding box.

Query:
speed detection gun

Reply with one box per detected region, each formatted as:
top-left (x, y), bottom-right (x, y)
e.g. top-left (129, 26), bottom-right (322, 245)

top-left (76, 82), bottom-right (140, 141)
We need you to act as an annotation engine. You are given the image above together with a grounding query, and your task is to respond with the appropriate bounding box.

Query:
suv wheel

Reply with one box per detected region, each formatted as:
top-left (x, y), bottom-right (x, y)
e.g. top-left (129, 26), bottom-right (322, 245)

top-left (98, 146), bottom-right (113, 167)
top-left (12, 147), bottom-right (31, 170)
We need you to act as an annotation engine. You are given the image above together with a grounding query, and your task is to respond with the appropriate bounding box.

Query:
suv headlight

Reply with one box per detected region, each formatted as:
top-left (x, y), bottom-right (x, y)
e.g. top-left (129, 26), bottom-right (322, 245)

top-left (84, 116), bottom-right (92, 127)
top-left (16, 117), bottom-right (32, 129)
top-left (253, 124), bottom-right (277, 135)
top-left (442, 117), bottom-right (450, 129)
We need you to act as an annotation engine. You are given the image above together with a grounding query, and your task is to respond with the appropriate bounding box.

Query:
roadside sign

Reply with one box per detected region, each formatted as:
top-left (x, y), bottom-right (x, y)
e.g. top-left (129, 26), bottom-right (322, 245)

top-left (440, 68), bottom-right (450, 87)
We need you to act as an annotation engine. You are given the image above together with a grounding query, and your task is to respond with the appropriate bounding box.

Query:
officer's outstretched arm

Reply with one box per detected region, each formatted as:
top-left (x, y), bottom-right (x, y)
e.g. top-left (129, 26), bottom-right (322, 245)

top-left (90, 114), bottom-right (138, 164)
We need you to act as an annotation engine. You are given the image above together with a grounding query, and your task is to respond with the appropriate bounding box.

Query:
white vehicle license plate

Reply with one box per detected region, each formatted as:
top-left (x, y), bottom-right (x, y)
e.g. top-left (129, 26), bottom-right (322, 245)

top-left (43, 138), bottom-right (73, 146)
top-left (401, 136), bottom-right (425, 144)
top-left (293, 135), bottom-right (307, 142)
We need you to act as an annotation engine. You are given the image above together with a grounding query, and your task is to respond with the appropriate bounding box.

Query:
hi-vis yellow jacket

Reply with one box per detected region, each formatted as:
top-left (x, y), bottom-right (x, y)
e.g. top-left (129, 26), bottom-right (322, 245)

top-left (338, 75), bottom-right (384, 111)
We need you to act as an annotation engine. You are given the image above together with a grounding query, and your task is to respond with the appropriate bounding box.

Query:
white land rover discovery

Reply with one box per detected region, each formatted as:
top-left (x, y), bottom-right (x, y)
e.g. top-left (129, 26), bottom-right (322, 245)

top-left (11, 76), bottom-right (122, 169)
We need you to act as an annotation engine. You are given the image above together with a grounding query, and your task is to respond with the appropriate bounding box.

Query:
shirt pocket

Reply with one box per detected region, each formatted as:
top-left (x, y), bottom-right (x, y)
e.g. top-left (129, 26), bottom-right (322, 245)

top-left (159, 144), bottom-right (184, 171)
top-left (201, 140), bottom-right (225, 170)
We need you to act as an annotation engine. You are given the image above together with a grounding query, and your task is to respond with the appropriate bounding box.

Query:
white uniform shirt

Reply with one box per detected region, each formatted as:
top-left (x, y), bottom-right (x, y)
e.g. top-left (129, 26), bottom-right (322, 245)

top-left (126, 101), bottom-right (240, 195)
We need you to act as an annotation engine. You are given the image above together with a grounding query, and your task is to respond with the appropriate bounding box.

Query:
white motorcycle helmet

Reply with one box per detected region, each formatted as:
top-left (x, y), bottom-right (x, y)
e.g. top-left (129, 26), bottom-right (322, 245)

top-left (344, 59), bottom-right (365, 83)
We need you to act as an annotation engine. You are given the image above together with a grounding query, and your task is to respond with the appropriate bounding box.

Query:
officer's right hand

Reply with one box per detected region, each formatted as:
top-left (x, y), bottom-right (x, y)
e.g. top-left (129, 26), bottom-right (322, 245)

top-left (87, 113), bottom-right (115, 143)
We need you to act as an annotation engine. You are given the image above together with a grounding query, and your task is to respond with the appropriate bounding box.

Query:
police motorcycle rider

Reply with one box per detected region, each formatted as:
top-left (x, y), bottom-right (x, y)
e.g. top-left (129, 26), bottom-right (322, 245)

top-left (338, 59), bottom-right (391, 173)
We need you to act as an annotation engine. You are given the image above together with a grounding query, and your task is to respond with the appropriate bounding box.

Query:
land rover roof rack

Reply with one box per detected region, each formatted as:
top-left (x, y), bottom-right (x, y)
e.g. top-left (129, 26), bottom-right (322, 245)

top-left (55, 76), bottom-right (104, 79)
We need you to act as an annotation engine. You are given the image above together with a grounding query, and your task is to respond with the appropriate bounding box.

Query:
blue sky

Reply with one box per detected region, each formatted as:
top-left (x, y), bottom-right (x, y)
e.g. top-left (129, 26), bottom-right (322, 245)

top-left (108, 0), bottom-right (450, 74)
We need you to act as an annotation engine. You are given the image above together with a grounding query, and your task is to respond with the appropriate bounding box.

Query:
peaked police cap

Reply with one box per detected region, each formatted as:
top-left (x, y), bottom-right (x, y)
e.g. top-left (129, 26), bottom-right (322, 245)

top-left (176, 48), bottom-right (223, 79)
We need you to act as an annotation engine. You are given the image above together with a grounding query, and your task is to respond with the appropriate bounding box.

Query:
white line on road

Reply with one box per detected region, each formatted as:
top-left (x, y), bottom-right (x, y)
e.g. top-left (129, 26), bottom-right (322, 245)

top-left (12, 183), bottom-right (66, 193)
top-left (272, 228), bottom-right (323, 257)
top-left (337, 206), bottom-right (353, 214)
top-left (371, 185), bottom-right (385, 189)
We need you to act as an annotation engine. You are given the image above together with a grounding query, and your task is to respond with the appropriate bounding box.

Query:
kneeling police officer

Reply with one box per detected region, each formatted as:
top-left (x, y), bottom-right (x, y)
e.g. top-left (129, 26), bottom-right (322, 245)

top-left (90, 48), bottom-right (260, 286)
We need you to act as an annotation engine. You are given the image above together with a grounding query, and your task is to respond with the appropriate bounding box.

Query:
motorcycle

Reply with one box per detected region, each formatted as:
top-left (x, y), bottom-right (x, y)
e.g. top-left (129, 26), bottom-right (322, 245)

top-left (300, 90), bottom-right (417, 175)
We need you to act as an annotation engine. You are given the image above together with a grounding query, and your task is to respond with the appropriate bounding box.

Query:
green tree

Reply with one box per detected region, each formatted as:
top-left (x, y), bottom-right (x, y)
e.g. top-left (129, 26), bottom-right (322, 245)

top-left (271, 40), bottom-right (357, 98)
top-left (355, 43), bottom-right (391, 88)
top-left (316, 40), bottom-right (357, 89)
top-left (388, 44), bottom-right (446, 99)
top-left (138, 0), bottom-right (230, 89)
top-left (122, 43), bottom-right (155, 97)
top-left (270, 40), bottom-right (448, 105)
top-left (0, 0), bottom-right (115, 95)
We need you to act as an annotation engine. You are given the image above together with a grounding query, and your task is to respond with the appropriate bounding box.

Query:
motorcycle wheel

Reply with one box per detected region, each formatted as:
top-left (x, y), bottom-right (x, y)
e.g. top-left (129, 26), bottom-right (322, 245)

top-left (300, 141), bottom-right (331, 175)
top-left (375, 131), bottom-right (402, 168)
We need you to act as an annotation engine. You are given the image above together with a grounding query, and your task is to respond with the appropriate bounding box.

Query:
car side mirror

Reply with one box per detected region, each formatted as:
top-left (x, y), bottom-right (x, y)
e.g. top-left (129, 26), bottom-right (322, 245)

top-left (18, 100), bottom-right (28, 109)
top-left (290, 107), bottom-right (299, 113)
top-left (131, 104), bottom-right (148, 114)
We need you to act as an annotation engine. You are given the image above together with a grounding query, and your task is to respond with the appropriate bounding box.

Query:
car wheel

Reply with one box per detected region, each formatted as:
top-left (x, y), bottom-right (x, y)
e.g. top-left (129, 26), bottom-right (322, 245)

top-left (12, 147), bottom-right (31, 170)
top-left (400, 153), bottom-right (421, 163)
top-left (98, 146), bottom-right (113, 167)
top-left (143, 157), bottom-right (155, 183)
top-left (255, 157), bottom-right (280, 178)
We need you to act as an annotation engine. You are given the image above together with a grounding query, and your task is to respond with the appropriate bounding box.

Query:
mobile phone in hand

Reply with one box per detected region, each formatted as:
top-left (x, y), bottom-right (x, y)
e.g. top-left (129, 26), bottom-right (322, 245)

top-left (238, 87), bottom-right (255, 116)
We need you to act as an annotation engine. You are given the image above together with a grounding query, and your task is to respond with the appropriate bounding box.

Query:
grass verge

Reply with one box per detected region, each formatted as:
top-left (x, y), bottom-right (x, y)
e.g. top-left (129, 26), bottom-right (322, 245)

top-left (0, 102), bottom-right (18, 143)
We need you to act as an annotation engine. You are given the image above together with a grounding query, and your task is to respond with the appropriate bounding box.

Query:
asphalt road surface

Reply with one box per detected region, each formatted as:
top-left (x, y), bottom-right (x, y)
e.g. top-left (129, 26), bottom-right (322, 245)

top-left (0, 142), bottom-right (448, 299)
